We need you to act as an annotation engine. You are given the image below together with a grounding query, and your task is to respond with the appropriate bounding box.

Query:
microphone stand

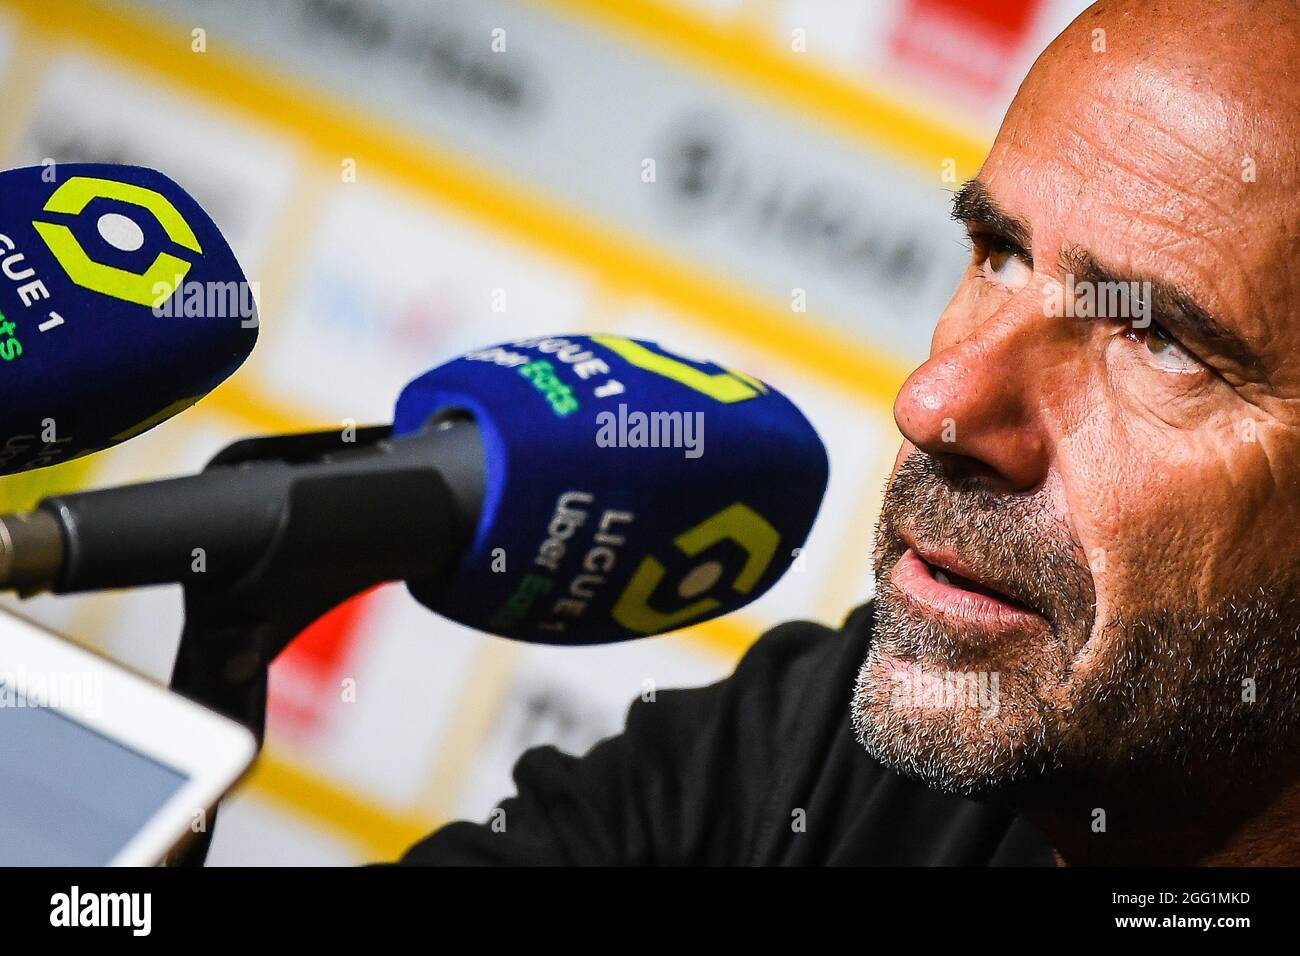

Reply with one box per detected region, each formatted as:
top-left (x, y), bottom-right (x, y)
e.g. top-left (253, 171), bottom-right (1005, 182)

top-left (164, 420), bottom-right (481, 866)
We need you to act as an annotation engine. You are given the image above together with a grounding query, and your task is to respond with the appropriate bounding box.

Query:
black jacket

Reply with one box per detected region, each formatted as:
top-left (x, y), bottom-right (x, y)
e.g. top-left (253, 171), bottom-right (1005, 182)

top-left (399, 601), bottom-right (1055, 865)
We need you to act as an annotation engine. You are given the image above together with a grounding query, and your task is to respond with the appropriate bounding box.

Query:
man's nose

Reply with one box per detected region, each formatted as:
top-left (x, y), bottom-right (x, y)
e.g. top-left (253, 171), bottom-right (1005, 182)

top-left (893, 310), bottom-right (1051, 491)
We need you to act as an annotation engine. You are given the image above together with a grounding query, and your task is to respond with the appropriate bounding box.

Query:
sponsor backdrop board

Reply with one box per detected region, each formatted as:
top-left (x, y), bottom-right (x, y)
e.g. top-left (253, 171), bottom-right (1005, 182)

top-left (0, 0), bottom-right (1092, 864)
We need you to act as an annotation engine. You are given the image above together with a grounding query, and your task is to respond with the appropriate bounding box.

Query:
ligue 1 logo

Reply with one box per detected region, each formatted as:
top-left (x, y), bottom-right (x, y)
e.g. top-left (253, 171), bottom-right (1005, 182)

top-left (611, 501), bottom-right (780, 634)
top-left (30, 175), bottom-right (202, 307)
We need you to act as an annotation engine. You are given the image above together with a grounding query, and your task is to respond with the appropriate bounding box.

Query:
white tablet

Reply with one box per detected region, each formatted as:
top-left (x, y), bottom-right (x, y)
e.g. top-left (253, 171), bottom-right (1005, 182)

top-left (0, 607), bottom-right (256, 866)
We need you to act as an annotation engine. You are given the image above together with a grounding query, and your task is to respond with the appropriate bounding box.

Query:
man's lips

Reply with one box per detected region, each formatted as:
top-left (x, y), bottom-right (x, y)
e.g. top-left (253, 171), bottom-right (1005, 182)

top-left (889, 545), bottom-right (1048, 638)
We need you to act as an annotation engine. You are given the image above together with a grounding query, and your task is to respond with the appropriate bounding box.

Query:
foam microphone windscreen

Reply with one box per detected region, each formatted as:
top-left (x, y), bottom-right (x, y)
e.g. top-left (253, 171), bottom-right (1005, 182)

top-left (393, 334), bottom-right (828, 644)
top-left (0, 164), bottom-right (257, 475)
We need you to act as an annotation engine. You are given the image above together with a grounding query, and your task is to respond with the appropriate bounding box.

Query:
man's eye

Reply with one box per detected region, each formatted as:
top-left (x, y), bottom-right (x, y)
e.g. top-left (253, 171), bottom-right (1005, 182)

top-left (977, 239), bottom-right (1032, 290)
top-left (1125, 324), bottom-right (1201, 374)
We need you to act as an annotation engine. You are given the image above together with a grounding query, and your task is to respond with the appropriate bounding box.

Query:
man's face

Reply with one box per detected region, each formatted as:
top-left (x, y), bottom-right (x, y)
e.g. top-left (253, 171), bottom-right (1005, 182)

top-left (852, 18), bottom-right (1300, 803)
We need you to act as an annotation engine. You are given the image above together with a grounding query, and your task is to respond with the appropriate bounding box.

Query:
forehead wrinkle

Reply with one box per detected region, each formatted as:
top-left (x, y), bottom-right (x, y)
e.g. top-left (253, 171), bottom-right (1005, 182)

top-left (1044, 111), bottom-right (1239, 227)
top-left (1009, 49), bottom-right (1258, 201)
top-left (1111, 209), bottom-right (1247, 298)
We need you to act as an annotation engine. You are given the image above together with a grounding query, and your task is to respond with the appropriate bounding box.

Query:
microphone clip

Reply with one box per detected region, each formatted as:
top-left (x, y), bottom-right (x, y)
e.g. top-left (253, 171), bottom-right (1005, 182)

top-left (165, 416), bottom-right (483, 865)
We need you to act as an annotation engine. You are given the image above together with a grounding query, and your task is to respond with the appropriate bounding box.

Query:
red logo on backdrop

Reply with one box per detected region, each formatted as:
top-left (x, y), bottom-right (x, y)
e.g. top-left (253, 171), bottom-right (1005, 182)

top-left (890, 0), bottom-right (1044, 100)
top-left (268, 587), bottom-right (380, 740)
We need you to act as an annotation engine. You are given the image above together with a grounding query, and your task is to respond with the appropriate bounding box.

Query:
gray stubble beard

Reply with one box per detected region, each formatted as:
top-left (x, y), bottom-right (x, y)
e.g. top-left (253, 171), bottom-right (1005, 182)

top-left (852, 453), bottom-right (1300, 808)
top-left (852, 572), bottom-right (1300, 807)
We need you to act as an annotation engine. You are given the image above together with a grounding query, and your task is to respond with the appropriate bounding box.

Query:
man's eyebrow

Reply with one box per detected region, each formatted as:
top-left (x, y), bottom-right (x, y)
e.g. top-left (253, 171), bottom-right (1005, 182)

top-left (951, 179), bottom-right (1033, 255)
top-left (1060, 246), bottom-right (1265, 374)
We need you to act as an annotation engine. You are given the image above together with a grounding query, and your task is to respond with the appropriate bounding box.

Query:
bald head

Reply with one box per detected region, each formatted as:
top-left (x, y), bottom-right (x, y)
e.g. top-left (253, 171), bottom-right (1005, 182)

top-left (1017, 0), bottom-right (1300, 168)
top-left (1051, 0), bottom-right (1300, 80)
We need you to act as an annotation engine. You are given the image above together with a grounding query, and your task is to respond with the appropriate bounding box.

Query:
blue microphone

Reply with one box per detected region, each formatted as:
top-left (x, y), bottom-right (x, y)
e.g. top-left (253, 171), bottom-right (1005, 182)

top-left (0, 163), bottom-right (256, 474)
top-left (393, 335), bottom-right (828, 643)
top-left (0, 335), bottom-right (827, 646)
